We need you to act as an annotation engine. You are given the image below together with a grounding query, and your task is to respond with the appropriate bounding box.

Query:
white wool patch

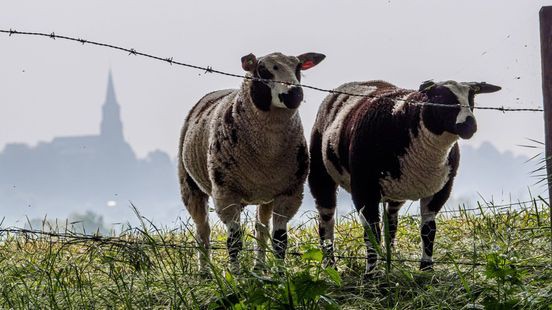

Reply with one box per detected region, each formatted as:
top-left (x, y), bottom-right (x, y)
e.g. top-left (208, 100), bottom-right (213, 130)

top-left (379, 118), bottom-right (457, 201)
top-left (391, 95), bottom-right (409, 115)
top-left (444, 82), bottom-right (473, 125)
top-left (420, 197), bottom-right (437, 222)
top-left (421, 250), bottom-right (433, 262)
top-left (322, 101), bottom-right (356, 191)
top-left (322, 84), bottom-right (377, 192)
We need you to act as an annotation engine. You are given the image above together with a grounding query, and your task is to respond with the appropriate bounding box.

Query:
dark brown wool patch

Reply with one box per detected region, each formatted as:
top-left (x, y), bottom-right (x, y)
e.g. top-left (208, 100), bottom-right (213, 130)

top-left (203, 103), bottom-right (217, 117)
top-left (185, 174), bottom-right (200, 191)
top-left (338, 97), bottom-right (371, 172)
top-left (231, 129), bottom-right (238, 144)
top-left (188, 91), bottom-right (233, 126)
top-left (320, 213), bottom-right (333, 222)
top-left (214, 129), bottom-right (224, 142)
top-left (318, 226), bottom-right (326, 239)
top-left (295, 144), bottom-right (309, 179)
top-left (197, 92), bottom-right (230, 117)
top-left (327, 95), bottom-right (350, 125)
top-left (236, 100), bottom-right (245, 113)
top-left (280, 145), bottom-right (308, 197)
top-left (224, 105), bottom-right (234, 124)
top-left (214, 168), bottom-right (224, 185)
top-left (326, 144), bottom-right (343, 174)
top-left (223, 159), bottom-right (234, 169)
top-left (324, 93), bottom-right (340, 115)
top-left (282, 144), bottom-right (309, 196)
top-left (184, 90), bottom-right (222, 125)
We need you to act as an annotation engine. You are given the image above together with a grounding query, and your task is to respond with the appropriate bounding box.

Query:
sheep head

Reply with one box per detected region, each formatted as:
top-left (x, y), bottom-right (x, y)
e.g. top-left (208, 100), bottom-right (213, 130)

top-left (419, 80), bottom-right (501, 139)
top-left (242, 52), bottom-right (325, 111)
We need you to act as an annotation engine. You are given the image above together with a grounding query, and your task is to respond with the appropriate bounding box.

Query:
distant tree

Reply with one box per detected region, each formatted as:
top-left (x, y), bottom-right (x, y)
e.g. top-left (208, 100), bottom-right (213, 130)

top-left (68, 210), bottom-right (111, 235)
top-left (24, 210), bottom-right (111, 235)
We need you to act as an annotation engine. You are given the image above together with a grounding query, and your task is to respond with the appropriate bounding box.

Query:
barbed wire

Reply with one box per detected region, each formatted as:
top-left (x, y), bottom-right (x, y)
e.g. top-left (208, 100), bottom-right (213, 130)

top-left (429, 198), bottom-right (547, 215)
top-left (1, 198), bottom-right (549, 269)
top-left (0, 29), bottom-right (544, 113)
top-left (320, 198), bottom-right (547, 219)
top-left (0, 226), bottom-right (548, 269)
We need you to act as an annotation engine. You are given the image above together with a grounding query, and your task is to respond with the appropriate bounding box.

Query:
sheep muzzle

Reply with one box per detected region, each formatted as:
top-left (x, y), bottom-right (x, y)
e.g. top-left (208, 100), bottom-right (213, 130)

top-left (278, 86), bottom-right (303, 109)
top-left (455, 116), bottom-right (477, 139)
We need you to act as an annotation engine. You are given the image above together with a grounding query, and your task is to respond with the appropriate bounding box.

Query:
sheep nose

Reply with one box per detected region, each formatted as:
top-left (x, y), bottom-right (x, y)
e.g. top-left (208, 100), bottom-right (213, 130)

top-left (278, 86), bottom-right (303, 109)
top-left (456, 116), bottom-right (477, 139)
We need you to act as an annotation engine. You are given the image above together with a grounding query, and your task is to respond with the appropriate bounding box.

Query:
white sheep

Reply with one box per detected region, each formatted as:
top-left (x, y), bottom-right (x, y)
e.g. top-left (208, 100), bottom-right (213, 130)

top-left (178, 52), bottom-right (325, 273)
top-left (308, 80), bottom-right (500, 276)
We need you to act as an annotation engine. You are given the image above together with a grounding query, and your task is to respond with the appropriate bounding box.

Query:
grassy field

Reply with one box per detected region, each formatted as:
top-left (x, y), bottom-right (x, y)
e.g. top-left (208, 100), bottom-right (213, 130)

top-left (0, 200), bottom-right (550, 309)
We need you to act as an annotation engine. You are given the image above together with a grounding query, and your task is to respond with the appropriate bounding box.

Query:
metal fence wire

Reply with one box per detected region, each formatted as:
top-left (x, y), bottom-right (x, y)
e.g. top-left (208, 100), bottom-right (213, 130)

top-left (0, 198), bottom-right (549, 270)
top-left (0, 28), bottom-right (544, 113)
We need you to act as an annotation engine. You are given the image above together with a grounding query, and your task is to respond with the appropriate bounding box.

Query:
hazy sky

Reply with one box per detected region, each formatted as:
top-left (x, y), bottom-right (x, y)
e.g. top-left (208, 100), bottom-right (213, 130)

top-left (1, 1), bottom-right (549, 159)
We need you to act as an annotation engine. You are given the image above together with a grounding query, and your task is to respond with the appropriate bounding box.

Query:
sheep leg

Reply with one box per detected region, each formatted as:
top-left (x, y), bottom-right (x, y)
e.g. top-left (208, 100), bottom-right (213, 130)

top-left (253, 202), bottom-right (273, 271)
top-left (309, 129), bottom-right (338, 267)
top-left (318, 202), bottom-right (337, 268)
top-left (384, 201), bottom-right (404, 250)
top-left (272, 194), bottom-right (302, 260)
top-left (419, 178), bottom-right (453, 270)
top-left (179, 170), bottom-right (211, 274)
top-left (359, 204), bottom-right (381, 276)
top-left (215, 198), bottom-right (243, 273)
top-left (188, 194), bottom-right (211, 274)
top-left (351, 173), bottom-right (382, 276)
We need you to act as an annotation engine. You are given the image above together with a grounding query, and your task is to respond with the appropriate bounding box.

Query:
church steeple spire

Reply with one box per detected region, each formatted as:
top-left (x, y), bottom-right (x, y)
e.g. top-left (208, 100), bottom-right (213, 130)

top-left (100, 70), bottom-right (124, 141)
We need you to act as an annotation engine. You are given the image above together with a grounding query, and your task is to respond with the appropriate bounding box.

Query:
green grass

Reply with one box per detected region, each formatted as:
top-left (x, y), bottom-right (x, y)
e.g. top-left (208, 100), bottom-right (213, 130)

top-left (0, 200), bottom-right (551, 309)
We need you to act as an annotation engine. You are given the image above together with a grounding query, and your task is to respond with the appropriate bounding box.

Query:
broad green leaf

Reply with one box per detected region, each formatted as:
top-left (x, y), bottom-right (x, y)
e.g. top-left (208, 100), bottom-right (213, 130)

top-left (302, 248), bottom-right (323, 262)
top-left (324, 267), bottom-right (342, 286)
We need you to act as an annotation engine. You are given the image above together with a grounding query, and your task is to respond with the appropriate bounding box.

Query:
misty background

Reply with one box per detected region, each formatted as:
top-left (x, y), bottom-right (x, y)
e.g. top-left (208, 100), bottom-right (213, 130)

top-left (1, 1), bottom-right (548, 231)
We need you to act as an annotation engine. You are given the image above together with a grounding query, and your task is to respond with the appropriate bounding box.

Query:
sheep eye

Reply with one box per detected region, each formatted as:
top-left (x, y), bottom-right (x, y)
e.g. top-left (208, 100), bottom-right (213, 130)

top-left (295, 64), bottom-right (301, 82)
top-left (257, 65), bottom-right (273, 80)
top-left (273, 65), bottom-right (279, 71)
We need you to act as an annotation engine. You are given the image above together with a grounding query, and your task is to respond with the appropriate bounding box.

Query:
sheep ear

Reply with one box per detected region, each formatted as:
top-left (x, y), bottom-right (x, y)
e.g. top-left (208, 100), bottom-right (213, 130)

top-left (419, 80), bottom-right (435, 92)
top-left (468, 82), bottom-right (502, 94)
top-left (297, 53), bottom-right (326, 70)
top-left (241, 53), bottom-right (257, 72)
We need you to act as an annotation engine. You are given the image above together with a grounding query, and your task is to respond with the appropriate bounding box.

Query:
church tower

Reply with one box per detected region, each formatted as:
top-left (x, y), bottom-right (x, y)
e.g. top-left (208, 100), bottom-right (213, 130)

top-left (100, 71), bottom-right (124, 142)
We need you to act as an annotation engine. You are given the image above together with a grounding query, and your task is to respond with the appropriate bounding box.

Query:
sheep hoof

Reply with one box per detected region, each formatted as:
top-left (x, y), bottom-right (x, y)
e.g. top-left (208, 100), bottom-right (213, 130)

top-left (419, 260), bottom-right (434, 271)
